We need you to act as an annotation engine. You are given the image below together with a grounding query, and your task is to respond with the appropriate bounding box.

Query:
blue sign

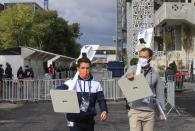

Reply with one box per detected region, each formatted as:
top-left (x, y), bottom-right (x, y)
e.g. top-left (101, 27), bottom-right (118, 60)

top-left (84, 45), bottom-right (90, 49)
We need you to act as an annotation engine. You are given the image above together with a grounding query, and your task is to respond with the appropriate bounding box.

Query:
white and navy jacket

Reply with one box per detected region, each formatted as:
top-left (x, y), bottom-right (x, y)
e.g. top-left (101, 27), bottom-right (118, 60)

top-left (56, 74), bottom-right (108, 123)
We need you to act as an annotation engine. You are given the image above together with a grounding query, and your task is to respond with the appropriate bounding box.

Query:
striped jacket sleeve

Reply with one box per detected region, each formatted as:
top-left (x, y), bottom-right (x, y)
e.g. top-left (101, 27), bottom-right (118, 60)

top-left (97, 82), bottom-right (108, 113)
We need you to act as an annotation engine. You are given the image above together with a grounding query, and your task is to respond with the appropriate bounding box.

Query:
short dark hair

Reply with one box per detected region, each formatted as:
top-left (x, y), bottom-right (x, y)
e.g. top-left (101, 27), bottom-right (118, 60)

top-left (77, 53), bottom-right (91, 67)
top-left (140, 48), bottom-right (153, 58)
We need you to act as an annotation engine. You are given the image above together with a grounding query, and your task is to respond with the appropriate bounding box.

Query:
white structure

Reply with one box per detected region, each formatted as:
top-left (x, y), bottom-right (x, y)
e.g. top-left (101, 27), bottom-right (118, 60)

top-left (0, 47), bottom-right (75, 79)
top-left (153, 1), bottom-right (195, 69)
top-left (126, 0), bottom-right (155, 67)
top-left (155, 2), bottom-right (195, 26)
top-left (95, 46), bottom-right (117, 62)
top-left (123, 0), bottom-right (195, 70)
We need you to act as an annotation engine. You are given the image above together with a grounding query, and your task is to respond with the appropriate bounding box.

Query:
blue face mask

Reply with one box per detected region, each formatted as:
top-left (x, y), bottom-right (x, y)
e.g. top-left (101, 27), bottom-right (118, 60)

top-left (139, 58), bottom-right (150, 67)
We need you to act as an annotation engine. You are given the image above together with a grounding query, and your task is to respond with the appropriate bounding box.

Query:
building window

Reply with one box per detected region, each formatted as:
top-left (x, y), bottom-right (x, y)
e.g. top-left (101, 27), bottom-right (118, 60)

top-left (169, 25), bottom-right (182, 51)
top-left (164, 25), bottom-right (182, 51)
top-left (175, 25), bottom-right (182, 50)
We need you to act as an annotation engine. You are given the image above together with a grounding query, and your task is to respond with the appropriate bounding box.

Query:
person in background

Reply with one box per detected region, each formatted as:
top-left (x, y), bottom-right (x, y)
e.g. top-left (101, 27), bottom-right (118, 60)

top-left (169, 61), bottom-right (177, 74)
top-left (165, 66), bottom-right (175, 82)
top-left (49, 64), bottom-right (55, 79)
top-left (0, 64), bottom-right (4, 81)
top-left (57, 65), bottom-right (62, 79)
top-left (123, 48), bottom-right (165, 131)
top-left (56, 53), bottom-right (108, 131)
top-left (5, 62), bottom-right (12, 79)
top-left (29, 67), bottom-right (34, 79)
top-left (17, 66), bottom-right (24, 80)
top-left (24, 65), bottom-right (31, 79)
top-left (17, 66), bottom-right (24, 97)
top-left (0, 64), bottom-right (4, 96)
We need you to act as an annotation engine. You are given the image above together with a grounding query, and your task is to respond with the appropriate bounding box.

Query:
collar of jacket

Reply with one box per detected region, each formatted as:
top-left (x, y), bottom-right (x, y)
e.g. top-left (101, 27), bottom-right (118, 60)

top-left (78, 73), bottom-right (93, 81)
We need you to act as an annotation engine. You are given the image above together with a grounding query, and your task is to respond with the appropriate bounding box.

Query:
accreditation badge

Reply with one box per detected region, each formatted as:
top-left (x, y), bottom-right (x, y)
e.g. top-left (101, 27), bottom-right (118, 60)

top-left (80, 97), bottom-right (89, 112)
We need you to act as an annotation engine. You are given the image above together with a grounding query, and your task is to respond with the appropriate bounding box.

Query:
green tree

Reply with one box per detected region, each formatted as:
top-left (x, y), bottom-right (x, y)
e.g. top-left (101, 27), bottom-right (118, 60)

top-left (0, 4), bottom-right (82, 58)
top-left (0, 4), bottom-right (34, 48)
top-left (31, 10), bottom-right (57, 49)
top-left (31, 10), bottom-right (82, 57)
top-left (182, 25), bottom-right (193, 68)
top-left (130, 58), bottom-right (138, 66)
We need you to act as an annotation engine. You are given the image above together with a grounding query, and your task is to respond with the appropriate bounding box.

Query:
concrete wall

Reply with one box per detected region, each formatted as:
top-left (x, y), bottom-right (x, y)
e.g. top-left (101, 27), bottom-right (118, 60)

top-left (152, 26), bottom-right (195, 71)
top-left (24, 58), bottom-right (45, 79)
top-left (126, 0), bottom-right (154, 67)
top-left (155, 2), bottom-right (195, 26)
top-left (0, 55), bottom-right (45, 79)
top-left (107, 55), bottom-right (116, 62)
top-left (0, 55), bottom-right (23, 78)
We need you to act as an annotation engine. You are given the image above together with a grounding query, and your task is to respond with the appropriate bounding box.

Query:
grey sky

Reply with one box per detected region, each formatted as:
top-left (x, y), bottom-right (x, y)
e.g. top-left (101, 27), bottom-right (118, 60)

top-left (1, 0), bottom-right (116, 46)
top-left (49, 0), bottom-right (116, 46)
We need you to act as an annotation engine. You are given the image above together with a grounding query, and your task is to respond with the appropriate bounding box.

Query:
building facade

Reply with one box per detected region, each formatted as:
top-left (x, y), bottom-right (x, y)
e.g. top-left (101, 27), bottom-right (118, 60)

top-left (154, 0), bottom-right (195, 70)
top-left (0, 0), bottom-right (43, 11)
top-left (126, 0), bottom-right (195, 70)
top-left (126, 0), bottom-right (155, 67)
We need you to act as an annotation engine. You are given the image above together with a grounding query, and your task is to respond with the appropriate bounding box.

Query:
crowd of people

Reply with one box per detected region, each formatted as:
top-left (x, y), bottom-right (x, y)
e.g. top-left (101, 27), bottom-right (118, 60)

top-left (0, 62), bottom-right (13, 80)
top-left (48, 64), bottom-right (77, 79)
top-left (17, 65), bottom-right (34, 80)
top-left (0, 63), bottom-right (34, 94)
top-left (0, 63), bottom-right (34, 81)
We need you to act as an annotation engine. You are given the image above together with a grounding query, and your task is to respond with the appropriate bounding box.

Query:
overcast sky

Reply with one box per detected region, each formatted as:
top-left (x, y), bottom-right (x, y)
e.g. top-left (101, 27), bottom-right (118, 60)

top-left (49, 0), bottom-right (116, 46)
top-left (1, 0), bottom-right (116, 46)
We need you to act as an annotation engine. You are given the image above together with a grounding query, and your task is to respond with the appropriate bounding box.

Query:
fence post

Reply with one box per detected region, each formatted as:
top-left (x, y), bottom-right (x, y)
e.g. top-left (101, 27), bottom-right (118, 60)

top-left (166, 81), bottom-right (181, 116)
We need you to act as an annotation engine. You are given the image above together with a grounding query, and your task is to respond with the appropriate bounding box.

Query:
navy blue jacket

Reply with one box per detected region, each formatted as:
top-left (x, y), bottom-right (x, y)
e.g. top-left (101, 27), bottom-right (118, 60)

top-left (56, 74), bottom-right (108, 123)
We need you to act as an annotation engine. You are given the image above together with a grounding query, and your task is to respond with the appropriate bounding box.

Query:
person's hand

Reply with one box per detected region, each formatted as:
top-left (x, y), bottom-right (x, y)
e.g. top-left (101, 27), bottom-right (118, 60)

top-left (126, 73), bottom-right (134, 80)
top-left (159, 115), bottom-right (164, 120)
top-left (100, 111), bottom-right (107, 122)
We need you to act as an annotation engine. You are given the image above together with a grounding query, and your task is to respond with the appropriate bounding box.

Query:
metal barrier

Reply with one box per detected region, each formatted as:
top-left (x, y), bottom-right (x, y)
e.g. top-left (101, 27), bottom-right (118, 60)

top-left (166, 74), bottom-right (195, 91)
top-left (0, 78), bottom-right (124, 102)
top-left (100, 79), bottom-right (124, 100)
top-left (55, 71), bottom-right (76, 79)
top-left (166, 81), bottom-right (181, 116)
top-left (165, 74), bottom-right (195, 116)
top-left (0, 79), bottom-right (66, 102)
top-left (92, 70), bottom-right (112, 81)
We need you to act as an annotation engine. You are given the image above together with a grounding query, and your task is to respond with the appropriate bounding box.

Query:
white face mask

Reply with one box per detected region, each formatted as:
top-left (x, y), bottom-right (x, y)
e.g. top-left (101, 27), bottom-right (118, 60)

top-left (139, 58), bottom-right (150, 67)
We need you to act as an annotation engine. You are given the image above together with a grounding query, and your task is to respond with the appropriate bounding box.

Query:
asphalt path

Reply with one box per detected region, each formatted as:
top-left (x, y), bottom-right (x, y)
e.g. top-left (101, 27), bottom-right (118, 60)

top-left (1, 91), bottom-right (195, 131)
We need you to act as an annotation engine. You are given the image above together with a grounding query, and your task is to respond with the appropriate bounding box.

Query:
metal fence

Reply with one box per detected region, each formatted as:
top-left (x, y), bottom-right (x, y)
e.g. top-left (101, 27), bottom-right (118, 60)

top-left (0, 78), bottom-right (123, 102)
top-left (91, 70), bottom-right (112, 81)
top-left (0, 79), bottom-right (66, 102)
top-left (55, 71), bottom-right (76, 79)
top-left (165, 74), bottom-right (195, 116)
top-left (100, 79), bottom-right (124, 100)
top-left (166, 74), bottom-right (195, 91)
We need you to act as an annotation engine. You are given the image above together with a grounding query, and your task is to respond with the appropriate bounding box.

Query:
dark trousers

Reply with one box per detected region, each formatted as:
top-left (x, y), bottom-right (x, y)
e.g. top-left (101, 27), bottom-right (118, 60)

top-left (69, 123), bottom-right (94, 131)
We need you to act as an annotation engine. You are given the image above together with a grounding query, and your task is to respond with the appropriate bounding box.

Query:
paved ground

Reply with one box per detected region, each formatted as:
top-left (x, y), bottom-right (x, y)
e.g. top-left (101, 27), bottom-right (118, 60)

top-left (1, 91), bottom-right (195, 131)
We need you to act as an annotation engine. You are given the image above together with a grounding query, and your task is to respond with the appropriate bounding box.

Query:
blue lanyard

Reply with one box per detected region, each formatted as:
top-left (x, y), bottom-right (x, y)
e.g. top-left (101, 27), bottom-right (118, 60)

top-left (143, 67), bottom-right (152, 88)
top-left (150, 71), bottom-right (152, 89)
top-left (78, 80), bottom-right (91, 98)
